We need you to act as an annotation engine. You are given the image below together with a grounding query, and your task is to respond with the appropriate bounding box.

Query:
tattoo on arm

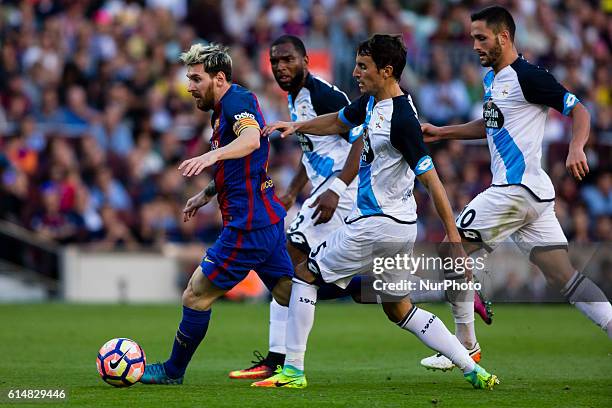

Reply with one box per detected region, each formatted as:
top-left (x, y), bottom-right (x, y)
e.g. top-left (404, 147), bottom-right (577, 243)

top-left (204, 180), bottom-right (216, 197)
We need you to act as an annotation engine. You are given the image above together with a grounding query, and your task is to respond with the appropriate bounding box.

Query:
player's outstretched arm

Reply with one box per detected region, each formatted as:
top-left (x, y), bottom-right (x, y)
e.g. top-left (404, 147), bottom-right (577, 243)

top-left (183, 180), bottom-right (216, 222)
top-left (263, 112), bottom-right (351, 138)
top-left (179, 128), bottom-right (261, 177)
top-left (421, 119), bottom-right (486, 143)
top-left (310, 136), bottom-right (363, 225)
top-left (566, 103), bottom-right (590, 181)
top-left (417, 168), bottom-right (471, 278)
top-left (280, 162), bottom-right (308, 210)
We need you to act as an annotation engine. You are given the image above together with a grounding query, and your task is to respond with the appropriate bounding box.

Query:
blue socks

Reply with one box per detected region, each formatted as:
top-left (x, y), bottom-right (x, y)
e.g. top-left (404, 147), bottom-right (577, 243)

top-left (163, 306), bottom-right (211, 379)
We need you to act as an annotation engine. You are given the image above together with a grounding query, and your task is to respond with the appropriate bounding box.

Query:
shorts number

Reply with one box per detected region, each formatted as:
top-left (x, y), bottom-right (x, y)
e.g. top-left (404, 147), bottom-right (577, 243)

top-left (459, 209), bottom-right (476, 228)
top-left (311, 241), bottom-right (327, 257)
top-left (289, 214), bottom-right (304, 232)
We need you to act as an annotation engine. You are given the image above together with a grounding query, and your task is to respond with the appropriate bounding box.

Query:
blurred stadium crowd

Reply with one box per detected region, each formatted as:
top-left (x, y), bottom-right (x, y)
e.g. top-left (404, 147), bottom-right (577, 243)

top-left (0, 0), bottom-right (610, 256)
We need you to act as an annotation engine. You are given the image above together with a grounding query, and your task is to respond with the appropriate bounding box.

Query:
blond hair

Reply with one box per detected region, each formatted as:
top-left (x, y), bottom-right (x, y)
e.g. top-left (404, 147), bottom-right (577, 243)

top-left (180, 43), bottom-right (232, 81)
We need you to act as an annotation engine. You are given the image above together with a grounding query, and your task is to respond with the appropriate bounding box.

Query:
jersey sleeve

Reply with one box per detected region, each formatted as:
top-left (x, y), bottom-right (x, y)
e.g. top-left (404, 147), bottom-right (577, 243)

top-left (224, 92), bottom-right (265, 137)
top-left (338, 94), bottom-right (369, 129)
top-left (517, 65), bottom-right (580, 116)
top-left (308, 77), bottom-right (350, 116)
top-left (390, 98), bottom-right (434, 176)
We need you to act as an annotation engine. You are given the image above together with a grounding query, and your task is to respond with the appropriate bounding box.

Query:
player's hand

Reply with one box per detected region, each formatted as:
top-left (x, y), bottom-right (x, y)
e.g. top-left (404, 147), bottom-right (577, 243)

top-left (443, 241), bottom-right (473, 282)
top-left (182, 191), bottom-right (213, 222)
top-left (421, 123), bottom-right (443, 143)
top-left (179, 151), bottom-right (218, 177)
top-left (309, 189), bottom-right (339, 226)
top-left (278, 193), bottom-right (297, 210)
top-left (263, 121), bottom-right (298, 138)
top-left (566, 147), bottom-right (589, 182)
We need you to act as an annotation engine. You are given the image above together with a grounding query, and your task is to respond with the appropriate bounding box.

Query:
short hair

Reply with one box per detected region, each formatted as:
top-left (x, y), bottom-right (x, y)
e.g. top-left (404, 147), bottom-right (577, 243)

top-left (270, 35), bottom-right (307, 57)
top-left (357, 34), bottom-right (406, 81)
top-left (471, 5), bottom-right (516, 42)
top-left (180, 43), bottom-right (232, 81)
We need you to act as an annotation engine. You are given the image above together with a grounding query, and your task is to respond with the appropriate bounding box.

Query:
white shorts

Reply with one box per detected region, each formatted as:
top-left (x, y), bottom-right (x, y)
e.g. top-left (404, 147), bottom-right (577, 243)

top-left (307, 216), bottom-right (417, 296)
top-left (286, 174), bottom-right (357, 254)
top-left (456, 185), bottom-right (567, 256)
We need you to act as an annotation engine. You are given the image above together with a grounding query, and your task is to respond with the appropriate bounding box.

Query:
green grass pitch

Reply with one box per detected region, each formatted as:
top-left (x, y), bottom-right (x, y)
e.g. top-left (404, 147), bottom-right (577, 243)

top-left (1, 303), bottom-right (610, 407)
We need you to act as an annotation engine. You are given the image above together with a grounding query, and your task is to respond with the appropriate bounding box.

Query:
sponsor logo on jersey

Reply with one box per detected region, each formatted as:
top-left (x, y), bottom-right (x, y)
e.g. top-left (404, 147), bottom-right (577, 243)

top-left (564, 93), bottom-right (577, 109)
top-left (360, 129), bottom-right (374, 165)
top-left (296, 132), bottom-right (314, 152)
top-left (233, 112), bottom-right (255, 121)
top-left (260, 178), bottom-right (274, 191)
top-left (483, 99), bottom-right (505, 129)
top-left (416, 157), bottom-right (433, 172)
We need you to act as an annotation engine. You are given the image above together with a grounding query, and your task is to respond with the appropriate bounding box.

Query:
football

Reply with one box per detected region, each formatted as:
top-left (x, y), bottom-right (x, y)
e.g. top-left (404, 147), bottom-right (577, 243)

top-left (96, 338), bottom-right (146, 387)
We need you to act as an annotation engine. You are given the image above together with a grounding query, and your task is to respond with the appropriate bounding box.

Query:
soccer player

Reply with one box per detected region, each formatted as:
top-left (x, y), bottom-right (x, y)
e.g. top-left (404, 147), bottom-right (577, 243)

top-left (139, 43), bottom-right (293, 384)
top-left (252, 34), bottom-right (499, 390)
top-left (419, 5), bottom-right (612, 372)
top-left (227, 35), bottom-right (492, 380)
top-left (227, 35), bottom-right (364, 379)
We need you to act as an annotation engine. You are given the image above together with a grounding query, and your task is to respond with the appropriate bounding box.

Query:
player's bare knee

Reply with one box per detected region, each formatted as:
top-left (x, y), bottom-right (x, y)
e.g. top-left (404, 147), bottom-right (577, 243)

top-left (272, 279), bottom-right (292, 306)
top-left (181, 284), bottom-right (199, 308)
top-left (183, 290), bottom-right (214, 311)
top-left (295, 261), bottom-right (316, 284)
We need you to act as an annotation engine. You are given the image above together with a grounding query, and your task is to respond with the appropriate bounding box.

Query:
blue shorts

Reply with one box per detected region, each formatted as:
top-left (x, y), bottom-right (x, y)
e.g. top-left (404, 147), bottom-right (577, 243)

top-left (200, 221), bottom-right (294, 291)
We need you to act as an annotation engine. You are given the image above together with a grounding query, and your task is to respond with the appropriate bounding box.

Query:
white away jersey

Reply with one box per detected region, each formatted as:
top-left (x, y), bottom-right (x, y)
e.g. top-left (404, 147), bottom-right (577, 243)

top-left (289, 74), bottom-right (352, 190)
top-left (338, 92), bottom-right (434, 224)
top-left (482, 56), bottom-right (579, 201)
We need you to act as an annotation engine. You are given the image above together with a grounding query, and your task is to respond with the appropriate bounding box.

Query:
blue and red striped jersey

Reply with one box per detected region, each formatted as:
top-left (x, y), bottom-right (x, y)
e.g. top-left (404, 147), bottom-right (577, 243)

top-left (211, 84), bottom-right (286, 230)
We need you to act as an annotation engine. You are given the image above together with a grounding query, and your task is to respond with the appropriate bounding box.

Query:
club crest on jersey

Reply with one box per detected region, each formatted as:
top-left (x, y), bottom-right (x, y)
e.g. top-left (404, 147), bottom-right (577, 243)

top-left (375, 114), bottom-right (384, 129)
top-left (498, 85), bottom-right (510, 98)
top-left (210, 140), bottom-right (219, 150)
top-left (298, 104), bottom-right (310, 119)
top-left (483, 99), bottom-right (504, 129)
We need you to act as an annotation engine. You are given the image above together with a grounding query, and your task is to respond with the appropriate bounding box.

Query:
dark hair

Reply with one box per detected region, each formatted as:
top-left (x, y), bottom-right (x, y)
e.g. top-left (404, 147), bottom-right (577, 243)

top-left (471, 5), bottom-right (516, 41)
top-left (270, 35), bottom-right (307, 57)
top-left (357, 34), bottom-right (406, 80)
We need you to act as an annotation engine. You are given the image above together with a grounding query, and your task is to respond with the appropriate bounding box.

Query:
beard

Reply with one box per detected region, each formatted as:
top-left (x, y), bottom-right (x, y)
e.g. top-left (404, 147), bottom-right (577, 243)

top-left (276, 68), bottom-right (305, 92)
top-left (481, 38), bottom-right (502, 67)
top-left (196, 85), bottom-right (215, 111)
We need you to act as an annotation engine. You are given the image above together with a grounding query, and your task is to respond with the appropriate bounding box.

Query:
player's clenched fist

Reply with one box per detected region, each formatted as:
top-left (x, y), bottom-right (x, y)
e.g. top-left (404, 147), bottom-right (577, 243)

top-left (309, 189), bottom-right (339, 226)
top-left (421, 123), bottom-right (443, 143)
top-left (179, 151), bottom-right (219, 177)
top-left (263, 121), bottom-right (299, 138)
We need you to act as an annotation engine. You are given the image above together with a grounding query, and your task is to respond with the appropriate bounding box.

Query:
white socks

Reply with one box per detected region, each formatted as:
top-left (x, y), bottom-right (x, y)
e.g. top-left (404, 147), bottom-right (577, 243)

top-left (398, 306), bottom-right (476, 374)
top-left (284, 279), bottom-right (318, 371)
top-left (446, 284), bottom-right (477, 349)
top-left (269, 298), bottom-right (288, 354)
top-left (562, 271), bottom-right (612, 338)
top-left (408, 286), bottom-right (447, 303)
